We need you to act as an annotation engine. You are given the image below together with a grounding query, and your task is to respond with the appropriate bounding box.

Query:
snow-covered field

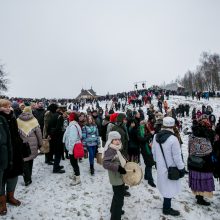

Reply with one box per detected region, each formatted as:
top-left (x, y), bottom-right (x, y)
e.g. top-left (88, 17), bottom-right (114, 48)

top-left (3, 96), bottom-right (220, 220)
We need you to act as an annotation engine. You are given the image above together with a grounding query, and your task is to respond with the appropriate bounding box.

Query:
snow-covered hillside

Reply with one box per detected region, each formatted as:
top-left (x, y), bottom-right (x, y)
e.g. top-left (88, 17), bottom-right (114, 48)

top-left (3, 96), bottom-right (220, 220)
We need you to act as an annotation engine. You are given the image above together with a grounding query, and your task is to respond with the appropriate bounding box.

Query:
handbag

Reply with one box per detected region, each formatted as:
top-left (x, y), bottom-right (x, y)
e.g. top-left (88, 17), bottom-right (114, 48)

top-left (158, 142), bottom-right (180, 180)
top-left (73, 125), bottom-right (84, 159)
top-left (187, 155), bottom-right (205, 169)
top-left (22, 142), bottom-right (31, 158)
top-left (96, 152), bottom-right (103, 165)
top-left (40, 138), bottom-right (50, 154)
top-left (73, 141), bottom-right (84, 159)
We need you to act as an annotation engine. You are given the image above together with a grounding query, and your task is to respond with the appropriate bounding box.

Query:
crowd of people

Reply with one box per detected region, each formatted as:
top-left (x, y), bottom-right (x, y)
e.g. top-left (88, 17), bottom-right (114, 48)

top-left (0, 91), bottom-right (220, 220)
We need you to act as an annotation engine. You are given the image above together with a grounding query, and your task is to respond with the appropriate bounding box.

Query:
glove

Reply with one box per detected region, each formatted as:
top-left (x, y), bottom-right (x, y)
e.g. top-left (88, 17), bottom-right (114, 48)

top-left (179, 168), bottom-right (185, 178)
top-left (118, 165), bottom-right (127, 174)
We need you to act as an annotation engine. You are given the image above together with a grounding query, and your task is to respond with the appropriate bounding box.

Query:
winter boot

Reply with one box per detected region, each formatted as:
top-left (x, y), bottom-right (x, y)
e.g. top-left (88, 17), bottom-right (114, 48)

top-left (69, 173), bottom-right (76, 180)
top-left (71, 176), bottom-right (81, 186)
top-left (90, 164), bottom-right (94, 175)
top-left (148, 181), bottom-right (156, 188)
top-left (124, 191), bottom-right (131, 197)
top-left (0, 195), bottom-right (7, 216)
top-left (7, 192), bottom-right (21, 206)
top-left (163, 208), bottom-right (180, 216)
top-left (196, 195), bottom-right (210, 206)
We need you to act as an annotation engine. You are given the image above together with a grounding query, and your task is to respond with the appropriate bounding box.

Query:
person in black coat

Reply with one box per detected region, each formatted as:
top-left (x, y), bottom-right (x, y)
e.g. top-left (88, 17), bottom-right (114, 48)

top-left (213, 118), bottom-right (220, 179)
top-left (127, 118), bottom-right (140, 163)
top-left (0, 99), bottom-right (23, 215)
top-left (0, 114), bottom-right (13, 215)
top-left (127, 111), bottom-right (142, 162)
top-left (33, 102), bottom-right (46, 133)
top-left (48, 106), bottom-right (65, 173)
top-left (111, 114), bottom-right (129, 159)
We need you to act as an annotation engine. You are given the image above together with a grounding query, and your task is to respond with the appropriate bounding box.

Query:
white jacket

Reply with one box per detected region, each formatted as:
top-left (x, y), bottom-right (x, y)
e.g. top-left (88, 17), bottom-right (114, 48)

top-left (63, 121), bottom-right (82, 155)
top-left (152, 133), bottom-right (184, 198)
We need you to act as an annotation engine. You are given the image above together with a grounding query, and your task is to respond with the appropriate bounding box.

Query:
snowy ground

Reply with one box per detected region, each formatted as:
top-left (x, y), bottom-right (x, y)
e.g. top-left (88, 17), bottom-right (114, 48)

top-left (3, 96), bottom-right (220, 220)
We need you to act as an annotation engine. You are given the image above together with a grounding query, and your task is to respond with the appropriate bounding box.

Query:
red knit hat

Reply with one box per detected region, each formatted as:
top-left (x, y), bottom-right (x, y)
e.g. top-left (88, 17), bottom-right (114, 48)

top-left (69, 112), bottom-right (76, 122)
top-left (110, 113), bottom-right (119, 122)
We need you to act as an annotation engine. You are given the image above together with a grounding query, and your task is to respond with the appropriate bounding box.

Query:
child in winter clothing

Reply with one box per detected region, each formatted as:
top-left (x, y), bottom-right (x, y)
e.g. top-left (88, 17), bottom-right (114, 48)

top-left (103, 131), bottom-right (127, 220)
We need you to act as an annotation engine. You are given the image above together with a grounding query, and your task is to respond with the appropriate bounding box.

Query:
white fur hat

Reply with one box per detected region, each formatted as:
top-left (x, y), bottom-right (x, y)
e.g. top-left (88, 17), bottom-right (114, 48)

top-left (103, 131), bottom-right (121, 152)
top-left (163, 116), bottom-right (175, 127)
top-left (107, 131), bottom-right (121, 142)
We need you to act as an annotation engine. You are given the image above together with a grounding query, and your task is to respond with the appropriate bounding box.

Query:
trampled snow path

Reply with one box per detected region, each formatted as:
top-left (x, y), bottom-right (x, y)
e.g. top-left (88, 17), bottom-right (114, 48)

top-left (2, 96), bottom-right (220, 220)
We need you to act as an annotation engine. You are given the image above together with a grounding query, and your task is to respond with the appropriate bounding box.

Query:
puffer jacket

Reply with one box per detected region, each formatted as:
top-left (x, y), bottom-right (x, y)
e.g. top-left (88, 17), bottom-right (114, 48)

top-left (17, 112), bottom-right (43, 162)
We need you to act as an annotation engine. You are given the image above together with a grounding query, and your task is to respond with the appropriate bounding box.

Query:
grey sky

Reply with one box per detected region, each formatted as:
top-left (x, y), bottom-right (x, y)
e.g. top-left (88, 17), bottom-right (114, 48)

top-left (0, 0), bottom-right (220, 98)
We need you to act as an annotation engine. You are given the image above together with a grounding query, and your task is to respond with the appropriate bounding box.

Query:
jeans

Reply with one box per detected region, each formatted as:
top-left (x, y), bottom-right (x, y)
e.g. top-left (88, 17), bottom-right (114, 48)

top-left (163, 198), bottom-right (172, 210)
top-left (23, 160), bottom-right (33, 183)
top-left (0, 176), bottom-right (18, 195)
top-left (110, 184), bottom-right (124, 220)
top-left (69, 155), bottom-right (80, 176)
top-left (87, 146), bottom-right (97, 165)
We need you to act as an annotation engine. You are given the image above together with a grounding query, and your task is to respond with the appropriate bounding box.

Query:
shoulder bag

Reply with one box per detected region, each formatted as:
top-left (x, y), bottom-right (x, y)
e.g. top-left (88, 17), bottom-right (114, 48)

top-left (187, 155), bottom-right (205, 169)
top-left (73, 125), bottom-right (84, 159)
top-left (158, 142), bottom-right (180, 180)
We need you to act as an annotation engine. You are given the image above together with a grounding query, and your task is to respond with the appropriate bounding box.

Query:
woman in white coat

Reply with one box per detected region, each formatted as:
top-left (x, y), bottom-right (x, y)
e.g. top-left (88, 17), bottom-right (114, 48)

top-left (152, 117), bottom-right (185, 216)
top-left (63, 112), bottom-right (82, 185)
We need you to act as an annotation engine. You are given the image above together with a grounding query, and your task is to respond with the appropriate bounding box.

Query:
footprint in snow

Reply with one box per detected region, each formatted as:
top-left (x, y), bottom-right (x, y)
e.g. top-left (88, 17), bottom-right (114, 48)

top-left (153, 195), bottom-right (160, 200)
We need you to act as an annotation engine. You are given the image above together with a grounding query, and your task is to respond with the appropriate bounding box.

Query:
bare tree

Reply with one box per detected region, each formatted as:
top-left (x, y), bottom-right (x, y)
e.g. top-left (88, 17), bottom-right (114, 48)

top-left (0, 64), bottom-right (9, 94)
top-left (177, 51), bottom-right (220, 92)
top-left (200, 52), bottom-right (220, 91)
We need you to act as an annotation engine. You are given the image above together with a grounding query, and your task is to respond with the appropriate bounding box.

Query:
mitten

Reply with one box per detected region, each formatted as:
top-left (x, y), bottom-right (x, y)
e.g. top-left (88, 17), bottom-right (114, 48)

top-left (118, 165), bottom-right (127, 174)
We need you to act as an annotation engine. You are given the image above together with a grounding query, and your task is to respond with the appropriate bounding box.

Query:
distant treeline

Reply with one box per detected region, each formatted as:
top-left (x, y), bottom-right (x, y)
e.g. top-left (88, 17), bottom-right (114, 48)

top-left (176, 52), bottom-right (220, 92)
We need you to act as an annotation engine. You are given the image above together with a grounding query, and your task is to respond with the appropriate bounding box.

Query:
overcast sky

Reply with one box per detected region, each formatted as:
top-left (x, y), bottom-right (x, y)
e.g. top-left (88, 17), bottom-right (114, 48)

top-left (0, 0), bottom-right (220, 98)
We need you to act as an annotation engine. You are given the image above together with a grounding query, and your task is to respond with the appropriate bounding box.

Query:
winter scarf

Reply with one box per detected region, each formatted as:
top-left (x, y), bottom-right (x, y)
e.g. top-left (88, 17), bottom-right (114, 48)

top-left (109, 143), bottom-right (126, 168)
top-left (17, 113), bottom-right (39, 137)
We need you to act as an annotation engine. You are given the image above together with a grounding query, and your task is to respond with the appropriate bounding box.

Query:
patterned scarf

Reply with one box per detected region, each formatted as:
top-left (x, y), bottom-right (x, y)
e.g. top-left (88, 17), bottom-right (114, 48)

top-left (188, 135), bottom-right (212, 156)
